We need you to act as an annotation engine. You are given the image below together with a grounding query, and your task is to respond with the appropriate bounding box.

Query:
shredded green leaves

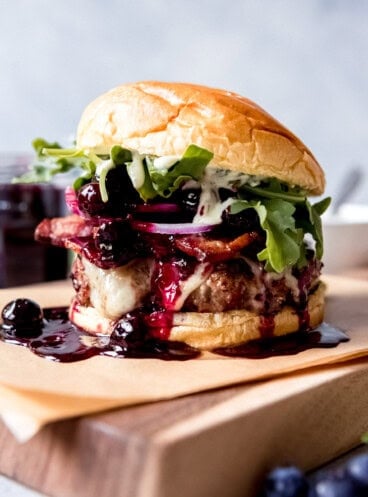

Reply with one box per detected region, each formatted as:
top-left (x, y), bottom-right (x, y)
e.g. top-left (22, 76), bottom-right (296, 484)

top-left (14, 140), bottom-right (213, 203)
top-left (14, 139), bottom-right (330, 273)
top-left (13, 138), bottom-right (98, 190)
top-left (139, 144), bottom-right (213, 200)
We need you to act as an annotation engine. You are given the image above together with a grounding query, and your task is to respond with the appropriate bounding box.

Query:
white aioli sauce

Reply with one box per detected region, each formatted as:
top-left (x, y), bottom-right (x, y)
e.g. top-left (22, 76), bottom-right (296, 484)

top-left (193, 166), bottom-right (263, 225)
top-left (152, 155), bottom-right (179, 170)
top-left (127, 151), bottom-right (146, 189)
top-left (96, 159), bottom-right (114, 178)
top-left (96, 159), bottom-right (116, 202)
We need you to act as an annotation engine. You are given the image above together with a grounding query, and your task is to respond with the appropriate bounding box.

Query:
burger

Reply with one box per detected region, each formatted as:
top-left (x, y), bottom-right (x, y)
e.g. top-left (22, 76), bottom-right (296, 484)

top-left (18, 81), bottom-right (330, 351)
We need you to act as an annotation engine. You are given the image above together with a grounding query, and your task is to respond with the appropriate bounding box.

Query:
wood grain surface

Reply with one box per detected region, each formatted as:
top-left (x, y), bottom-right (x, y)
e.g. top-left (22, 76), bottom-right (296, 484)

top-left (0, 270), bottom-right (367, 497)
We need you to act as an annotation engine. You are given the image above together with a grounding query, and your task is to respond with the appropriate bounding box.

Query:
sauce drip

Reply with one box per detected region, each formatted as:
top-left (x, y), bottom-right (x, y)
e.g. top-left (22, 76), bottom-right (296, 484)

top-left (297, 308), bottom-right (310, 332)
top-left (259, 315), bottom-right (276, 338)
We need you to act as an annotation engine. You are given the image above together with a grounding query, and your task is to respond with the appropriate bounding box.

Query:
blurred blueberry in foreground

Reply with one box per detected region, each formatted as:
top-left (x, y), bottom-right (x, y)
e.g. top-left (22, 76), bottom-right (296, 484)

top-left (309, 474), bottom-right (357, 497)
top-left (346, 453), bottom-right (368, 489)
top-left (259, 452), bottom-right (368, 497)
top-left (261, 466), bottom-right (309, 497)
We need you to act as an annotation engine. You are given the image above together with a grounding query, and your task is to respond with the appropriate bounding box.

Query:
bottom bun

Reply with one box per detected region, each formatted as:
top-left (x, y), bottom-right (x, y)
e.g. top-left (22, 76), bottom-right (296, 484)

top-left (170, 283), bottom-right (325, 349)
top-left (69, 283), bottom-right (325, 350)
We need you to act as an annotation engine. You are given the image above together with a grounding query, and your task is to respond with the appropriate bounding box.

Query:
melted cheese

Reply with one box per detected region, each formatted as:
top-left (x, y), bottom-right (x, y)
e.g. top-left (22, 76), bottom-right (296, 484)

top-left (175, 263), bottom-right (212, 311)
top-left (241, 256), bottom-right (302, 308)
top-left (83, 258), bottom-right (154, 319)
top-left (265, 267), bottom-right (300, 301)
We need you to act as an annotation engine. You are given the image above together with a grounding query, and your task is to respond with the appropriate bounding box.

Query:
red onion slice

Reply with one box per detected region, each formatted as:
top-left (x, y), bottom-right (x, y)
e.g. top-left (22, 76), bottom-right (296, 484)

top-left (65, 186), bottom-right (82, 216)
top-left (135, 203), bottom-right (181, 213)
top-left (131, 220), bottom-right (216, 234)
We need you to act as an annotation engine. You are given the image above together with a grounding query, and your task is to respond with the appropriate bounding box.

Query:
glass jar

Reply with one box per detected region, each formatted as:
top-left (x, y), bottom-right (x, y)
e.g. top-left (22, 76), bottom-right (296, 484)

top-left (0, 153), bottom-right (68, 287)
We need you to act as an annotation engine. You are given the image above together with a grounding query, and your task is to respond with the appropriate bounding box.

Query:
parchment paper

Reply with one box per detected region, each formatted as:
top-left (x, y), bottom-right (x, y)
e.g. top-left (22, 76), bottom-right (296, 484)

top-left (0, 276), bottom-right (367, 441)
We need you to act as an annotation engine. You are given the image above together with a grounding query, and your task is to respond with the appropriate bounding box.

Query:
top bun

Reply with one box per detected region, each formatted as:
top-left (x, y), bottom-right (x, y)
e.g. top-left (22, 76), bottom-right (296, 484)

top-left (77, 81), bottom-right (325, 195)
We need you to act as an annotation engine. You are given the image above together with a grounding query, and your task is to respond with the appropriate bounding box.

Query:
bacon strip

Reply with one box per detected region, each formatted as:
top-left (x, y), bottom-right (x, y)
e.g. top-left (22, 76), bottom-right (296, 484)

top-left (175, 231), bottom-right (259, 263)
top-left (35, 214), bottom-right (259, 265)
top-left (35, 215), bottom-right (92, 247)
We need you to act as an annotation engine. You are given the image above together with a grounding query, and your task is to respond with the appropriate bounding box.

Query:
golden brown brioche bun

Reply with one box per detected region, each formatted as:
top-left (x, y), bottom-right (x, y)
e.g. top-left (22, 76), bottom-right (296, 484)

top-left (69, 284), bottom-right (325, 350)
top-left (77, 81), bottom-right (325, 195)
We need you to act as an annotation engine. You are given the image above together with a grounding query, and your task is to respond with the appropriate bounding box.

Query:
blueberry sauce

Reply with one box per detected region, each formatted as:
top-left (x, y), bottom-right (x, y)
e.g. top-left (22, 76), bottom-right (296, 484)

top-left (0, 299), bottom-right (349, 362)
top-left (1, 306), bottom-right (200, 362)
top-left (259, 315), bottom-right (276, 338)
top-left (297, 308), bottom-right (311, 332)
top-left (152, 258), bottom-right (197, 311)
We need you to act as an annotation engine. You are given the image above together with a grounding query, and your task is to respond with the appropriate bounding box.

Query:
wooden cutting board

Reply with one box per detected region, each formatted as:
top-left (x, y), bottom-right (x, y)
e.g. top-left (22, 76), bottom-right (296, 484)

top-left (0, 362), bottom-right (368, 497)
top-left (0, 272), bottom-right (368, 497)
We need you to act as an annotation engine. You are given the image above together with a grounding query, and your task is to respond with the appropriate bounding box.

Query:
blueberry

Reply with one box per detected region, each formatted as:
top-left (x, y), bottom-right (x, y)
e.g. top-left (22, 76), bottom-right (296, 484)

top-left (346, 453), bottom-right (368, 489)
top-left (262, 466), bottom-right (308, 497)
top-left (94, 220), bottom-right (141, 265)
top-left (105, 166), bottom-right (141, 209)
top-left (309, 475), bottom-right (357, 497)
top-left (179, 189), bottom-right (200, 213)
top-left (110, 312), bottom-right (145, 349)
top-left (221, 205), bottom-right (260, 233)
top-left (1, 298), bottom-right (43, 337)
top-left (77, 182), bottom-right (110, 217)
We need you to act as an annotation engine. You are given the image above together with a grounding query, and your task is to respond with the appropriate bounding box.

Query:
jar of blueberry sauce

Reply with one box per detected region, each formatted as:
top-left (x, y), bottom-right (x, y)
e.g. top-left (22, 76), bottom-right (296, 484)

top-left (0, 154), bottom-right (67, 287)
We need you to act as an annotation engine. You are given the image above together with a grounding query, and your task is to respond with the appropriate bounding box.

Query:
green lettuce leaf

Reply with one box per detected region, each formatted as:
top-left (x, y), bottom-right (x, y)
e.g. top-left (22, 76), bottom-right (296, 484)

top-left (111, 143), bottom-right (213, 202)
top-left (240, 178), bottom-right (307, 204)
top-left (14, 140), bottom-right (213, 203)
top-left (231, 190), bottom-right (330, 272)
top-left (295, 197), bottom-right (331, 259)
top-left (231, 198), bottom-right (305, 272)
top-left (13, 138), bottom-right (97, 190)
top-left (110, 145), bottom-right (132, 165)
top-left (146, 144), bottom-right (213, 198)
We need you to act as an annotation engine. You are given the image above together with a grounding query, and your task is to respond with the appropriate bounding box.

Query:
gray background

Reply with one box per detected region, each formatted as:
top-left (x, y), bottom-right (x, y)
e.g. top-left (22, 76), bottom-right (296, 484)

top-left (0, 0), bottom-right (367, 202)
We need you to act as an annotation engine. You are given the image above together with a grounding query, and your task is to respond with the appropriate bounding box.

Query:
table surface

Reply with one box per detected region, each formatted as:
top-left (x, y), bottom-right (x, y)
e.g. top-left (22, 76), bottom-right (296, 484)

top-left (2, 267), bottom-right (368, 497)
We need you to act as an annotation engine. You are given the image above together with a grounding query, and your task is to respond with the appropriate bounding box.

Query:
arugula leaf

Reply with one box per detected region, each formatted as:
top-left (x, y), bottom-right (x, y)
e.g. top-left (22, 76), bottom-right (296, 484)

top-left (111, 145), bottom-right (132, 165)
top-left (13, 140), bottom-right (212, 205)
top-left (147, 144), bottom-right (213, 197)
top-left (257, 199), bottom-right (305, 272)
top-left (232, 187), bottom-right (330, 272)
top-left (32, 138), bottom-right (62, 155)
top-left (240, 178), bottom-right (307, 204)
top-left (231, 198), bottom-right (304, 272)
top-left (108, 144), bottom-right (212, 201)
top-left (13, 138), bottom-right (98, 189)
top-left (295, 197), bottom-right (331, 259)
top-left (312, 197), bottom-right (331, 216)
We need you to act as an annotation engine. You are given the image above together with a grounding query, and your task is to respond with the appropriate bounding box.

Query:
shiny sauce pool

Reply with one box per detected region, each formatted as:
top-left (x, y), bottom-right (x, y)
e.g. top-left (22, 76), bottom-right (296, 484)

top-left (0, 306), bottom-right (200, 362)
top-left (214, 322), bottom-right (349, 358)
top-left (0, 302), bottom-right (349, 362)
